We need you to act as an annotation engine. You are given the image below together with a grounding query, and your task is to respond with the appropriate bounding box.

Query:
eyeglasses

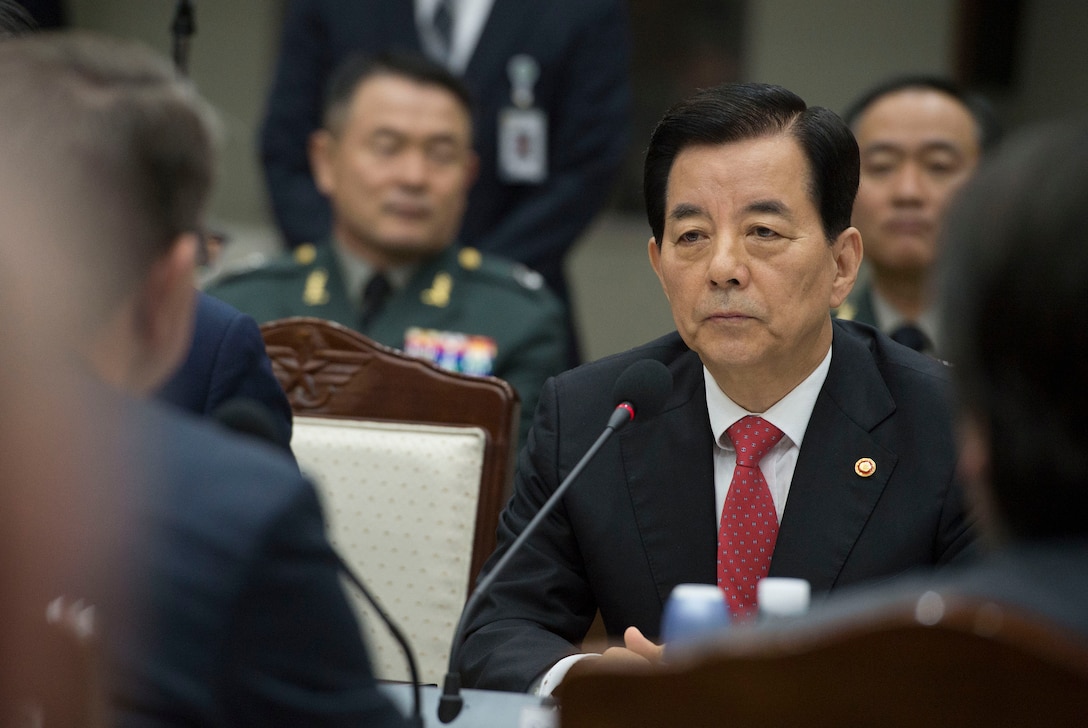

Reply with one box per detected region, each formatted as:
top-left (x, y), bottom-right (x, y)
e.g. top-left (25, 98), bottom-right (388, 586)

top-left (194, 228), bottom-right (229, 268)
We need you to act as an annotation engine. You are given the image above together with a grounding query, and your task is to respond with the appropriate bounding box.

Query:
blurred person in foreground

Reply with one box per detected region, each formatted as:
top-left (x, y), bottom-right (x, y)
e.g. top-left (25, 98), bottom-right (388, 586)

top-left (0, 30), bottom-right (405, 726)
top-left (455, 82), bottom-right (975, 693)
top-left (211, 52), bottom-right (567, 445)
top-left (837, 76), bottom-right (1000, 357)
top-left (852, 120), bottom-right (1088, 629)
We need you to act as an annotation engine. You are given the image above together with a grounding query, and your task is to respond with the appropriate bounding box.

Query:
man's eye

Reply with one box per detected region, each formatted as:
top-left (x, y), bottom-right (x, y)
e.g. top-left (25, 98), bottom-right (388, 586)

top-left (369, 137), bottom-right (400, 156)
top-left (752, 226), bottom-right (779, 239)
top-left (676, 230), bottom-right (704, 244)
top-left (427, 143), bottom-right (459, 165)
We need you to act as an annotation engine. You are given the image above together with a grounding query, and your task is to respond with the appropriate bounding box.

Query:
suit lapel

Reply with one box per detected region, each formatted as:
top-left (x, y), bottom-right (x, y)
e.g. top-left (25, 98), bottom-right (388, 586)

top-left (619, 350), bottom-right (717, 606)
top-left (462, 0), bottom-right (531, 85)
top-left (770, 323), bottom-right (899, 591)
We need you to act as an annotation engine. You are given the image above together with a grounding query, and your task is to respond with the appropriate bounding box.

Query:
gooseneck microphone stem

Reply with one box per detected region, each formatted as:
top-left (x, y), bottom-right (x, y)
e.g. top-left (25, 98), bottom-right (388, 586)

top-left (438, 359), bottom-right (672, 723)
top-left (438, 406), bottom-right (634, 723)
top-left (335, 553), bottom-right (425, 728)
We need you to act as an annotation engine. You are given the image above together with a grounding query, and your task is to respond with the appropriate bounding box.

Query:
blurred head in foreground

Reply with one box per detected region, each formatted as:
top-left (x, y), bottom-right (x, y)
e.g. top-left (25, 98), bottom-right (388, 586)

top-left (938, 121), bottom-right (1088, 547)
top-left (0, 30), bottom-right (217, 394)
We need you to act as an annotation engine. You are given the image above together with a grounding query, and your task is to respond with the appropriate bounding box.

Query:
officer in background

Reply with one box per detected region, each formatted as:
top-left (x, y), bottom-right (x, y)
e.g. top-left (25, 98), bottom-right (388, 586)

top-left (209, 52), bottom-right (567, 443)
top-left (836, 76), bottom-right (1001, 357)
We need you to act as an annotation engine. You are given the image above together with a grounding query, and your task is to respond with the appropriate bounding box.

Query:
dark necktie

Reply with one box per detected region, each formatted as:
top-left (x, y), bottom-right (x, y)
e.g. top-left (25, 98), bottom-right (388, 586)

top-left (890, 323), bottom-right (930, 353)
top-left (360, 273), bottom-right (392, 329)
top-left (431, 0), bottom-right (454, 63)
top-left (718, 416), bottom-right (784, 621)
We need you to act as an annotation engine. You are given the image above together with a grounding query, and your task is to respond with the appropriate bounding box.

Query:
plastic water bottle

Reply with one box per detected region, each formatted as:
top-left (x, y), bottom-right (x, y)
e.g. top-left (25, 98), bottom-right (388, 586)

top-left (757, 577), bottom-right (811, 620)
top-left (660, 583), bottom-right (730, 649)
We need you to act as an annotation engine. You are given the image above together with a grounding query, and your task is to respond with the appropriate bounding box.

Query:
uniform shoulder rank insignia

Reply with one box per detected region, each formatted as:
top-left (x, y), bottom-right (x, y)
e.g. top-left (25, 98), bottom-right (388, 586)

top-left (403, 327), bottom-right (497, 377)
top-left (294, 243), bottom-right (317, 265)
top-left (421, 272), bottom-right (453, 308)
top-left (303, 268), bottom-right (330, 306)
top-left (458, 247), bottom-right (482, 270)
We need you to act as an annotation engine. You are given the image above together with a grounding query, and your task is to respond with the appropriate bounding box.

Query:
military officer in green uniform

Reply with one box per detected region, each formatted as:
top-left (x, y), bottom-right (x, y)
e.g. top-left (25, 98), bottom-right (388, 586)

top-left (208, 52), bottom-right (567, 444)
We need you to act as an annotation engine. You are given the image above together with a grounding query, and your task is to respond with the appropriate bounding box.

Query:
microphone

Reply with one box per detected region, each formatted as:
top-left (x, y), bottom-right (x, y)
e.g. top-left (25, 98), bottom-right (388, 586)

top-left (211, 398), bottom-right (291, 453)
top-left (171, 0), bottom-right (196, 76)
top-left (437, 359), bottom-right (673, 723)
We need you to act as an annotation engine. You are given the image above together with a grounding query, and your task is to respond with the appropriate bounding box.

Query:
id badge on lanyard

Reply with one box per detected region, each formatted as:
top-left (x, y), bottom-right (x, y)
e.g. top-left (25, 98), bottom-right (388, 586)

top-left (498, 54), bottom-right (547, 184)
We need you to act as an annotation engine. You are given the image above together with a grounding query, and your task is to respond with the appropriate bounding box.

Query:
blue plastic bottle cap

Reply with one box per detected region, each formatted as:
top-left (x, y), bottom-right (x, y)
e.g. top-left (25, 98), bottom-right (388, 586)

top-left (661, 583), bottom-right (730, 647)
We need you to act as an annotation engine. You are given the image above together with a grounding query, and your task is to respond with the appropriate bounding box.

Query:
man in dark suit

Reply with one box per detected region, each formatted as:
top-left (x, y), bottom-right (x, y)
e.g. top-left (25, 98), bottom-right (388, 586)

top-left (0, 31), bottom-right (406, 726)
top-left (456, 82), bottom-right (975, 693)
top-left (259, 0), bottom-right (632, 362)
top-left (155, 291), bottom-right (294, 451)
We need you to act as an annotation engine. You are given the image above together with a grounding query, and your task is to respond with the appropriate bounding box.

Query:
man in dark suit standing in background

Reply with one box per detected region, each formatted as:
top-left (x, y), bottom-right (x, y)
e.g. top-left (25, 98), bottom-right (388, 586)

top-left (259, 0), bottom-right (633, 363)
top-left (0, 29), bottom-right (405, 726)
top-left (456, 82), bottom-right (975, 693)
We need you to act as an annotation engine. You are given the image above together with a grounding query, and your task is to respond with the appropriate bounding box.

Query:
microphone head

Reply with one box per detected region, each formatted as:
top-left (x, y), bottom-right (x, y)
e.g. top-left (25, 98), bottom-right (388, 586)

top-left (611, 359), bottom-right (672, 420)
top-left (211, 398), bottom-right (283, 448)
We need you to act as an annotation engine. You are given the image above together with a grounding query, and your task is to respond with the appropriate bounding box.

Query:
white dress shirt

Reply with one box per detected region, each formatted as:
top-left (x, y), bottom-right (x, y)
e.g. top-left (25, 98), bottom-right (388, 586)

top-left (704, 344), bottom-right (833, 525)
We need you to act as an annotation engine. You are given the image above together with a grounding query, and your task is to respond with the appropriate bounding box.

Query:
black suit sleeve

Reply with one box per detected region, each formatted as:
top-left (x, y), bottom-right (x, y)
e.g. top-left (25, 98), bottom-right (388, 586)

top-left (456, 376), bottom-right (598, 692)
top-left (259, 0), bottom-right (333, 246)
top-left (224, 481), bottom-right (406, 727)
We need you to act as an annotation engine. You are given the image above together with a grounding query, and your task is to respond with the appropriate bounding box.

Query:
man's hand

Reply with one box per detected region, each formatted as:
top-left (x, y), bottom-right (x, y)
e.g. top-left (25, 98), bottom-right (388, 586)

top-left (596, 626), bottom-right (664, 670)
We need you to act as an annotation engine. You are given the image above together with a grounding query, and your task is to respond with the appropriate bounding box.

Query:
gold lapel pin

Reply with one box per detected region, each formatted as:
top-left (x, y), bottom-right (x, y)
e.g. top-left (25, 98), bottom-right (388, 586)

top-left (854, 457), bottom-right (876, 478)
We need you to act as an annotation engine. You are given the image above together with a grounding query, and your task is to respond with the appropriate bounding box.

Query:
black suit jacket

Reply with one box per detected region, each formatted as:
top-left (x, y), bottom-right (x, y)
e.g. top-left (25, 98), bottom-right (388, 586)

top-left (260, 0), bottom-right (632, 300)
top-left (155, 292), bottom-right (293, 451)
top-left (458, 320), bottom-right (976, 690)
top-left (74, 383), bottom-right (406, 726)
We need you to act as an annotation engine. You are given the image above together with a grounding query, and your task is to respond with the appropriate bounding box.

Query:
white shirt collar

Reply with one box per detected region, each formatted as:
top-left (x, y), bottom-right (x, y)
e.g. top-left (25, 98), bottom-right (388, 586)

top-left (704, 343), bottom-right (833, 452)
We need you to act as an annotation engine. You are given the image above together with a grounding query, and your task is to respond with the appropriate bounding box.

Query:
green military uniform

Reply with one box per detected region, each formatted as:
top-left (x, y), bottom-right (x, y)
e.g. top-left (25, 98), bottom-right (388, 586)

top-left (207, 242), bottom-right (568, 444)
top-left (834, 283), bottom-right (877, 327)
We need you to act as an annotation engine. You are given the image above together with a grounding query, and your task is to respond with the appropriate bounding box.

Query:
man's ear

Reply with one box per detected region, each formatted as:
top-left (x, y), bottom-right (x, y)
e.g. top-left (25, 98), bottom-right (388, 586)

top-left (647, 237), bottom-right (669, 302)
top-left (829, 226), bottom-right (863, 309)
top-left (309, 129), bottom-right (336, 196)
top-left (133, 233), bottom-right (198, 392)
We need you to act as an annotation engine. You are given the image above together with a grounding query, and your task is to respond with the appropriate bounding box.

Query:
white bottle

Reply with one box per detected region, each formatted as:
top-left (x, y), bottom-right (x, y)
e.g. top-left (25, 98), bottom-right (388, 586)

top-left (757, 577), bottom-right (811, 619)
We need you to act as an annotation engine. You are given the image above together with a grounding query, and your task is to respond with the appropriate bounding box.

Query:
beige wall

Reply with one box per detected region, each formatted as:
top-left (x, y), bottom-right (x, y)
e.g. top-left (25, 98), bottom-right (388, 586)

top-left (745, 0), bottom-right (955, 113)
top-left (68, 0), bottom-right (286, 228)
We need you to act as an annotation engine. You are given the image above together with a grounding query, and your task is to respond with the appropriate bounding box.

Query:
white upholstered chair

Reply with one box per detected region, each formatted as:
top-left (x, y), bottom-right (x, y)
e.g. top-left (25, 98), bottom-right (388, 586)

top-left (260, 317), bottom-right (519, 684)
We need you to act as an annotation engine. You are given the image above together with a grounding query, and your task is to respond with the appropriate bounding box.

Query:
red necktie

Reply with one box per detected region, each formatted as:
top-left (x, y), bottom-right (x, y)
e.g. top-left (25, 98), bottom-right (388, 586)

top-left (717, 415), bottom-right (784, 620)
